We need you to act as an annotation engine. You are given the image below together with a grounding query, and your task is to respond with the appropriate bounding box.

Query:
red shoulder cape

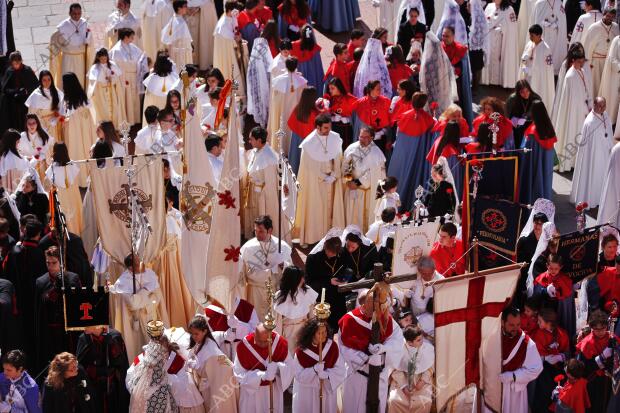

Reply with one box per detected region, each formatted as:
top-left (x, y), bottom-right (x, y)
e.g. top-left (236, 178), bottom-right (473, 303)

top-left (295, 340), bottom-right (339, 369)
top-left (398, 108), bottom-right (435, 136)
top-left (524, 124), bottom-right (557, 150)
top-left (291, 41), bottom-right (322, 63)
top-left (288, 108), bottom-right (318, 138)
top-left (338, 307), bottom-right (394, 351)
top-left (501, 332), bottom-right (530, 372)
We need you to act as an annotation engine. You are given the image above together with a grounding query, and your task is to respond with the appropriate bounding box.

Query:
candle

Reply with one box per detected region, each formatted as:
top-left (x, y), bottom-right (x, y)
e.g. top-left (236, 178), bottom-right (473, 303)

top-left (321, 288), bottom-right (325, 304)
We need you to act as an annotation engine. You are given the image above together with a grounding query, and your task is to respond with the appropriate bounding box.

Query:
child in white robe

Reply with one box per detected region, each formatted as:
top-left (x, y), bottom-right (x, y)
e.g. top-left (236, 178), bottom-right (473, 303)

top-left (45, 142), bottom-right (83, 235)
top-left (24, 71), bottom-right (64, 138)
top-left (0, 130), bottom-right (30, 193)
top-left (161, 0), bottom-right (193, 70)
top-left (87, 48), bottom-right (124, 127)
top-left (374, 176), bottom-right (401, 221)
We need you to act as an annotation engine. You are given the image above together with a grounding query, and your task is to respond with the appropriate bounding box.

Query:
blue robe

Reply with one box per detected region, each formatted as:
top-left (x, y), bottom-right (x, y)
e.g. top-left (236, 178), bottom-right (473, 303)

top-left (288, 132), bottom-right (303, 175)
top-left (277, 15), bottom-right (310, 40)
top-left (519, 136), bottom-right (555, 205)
top-left (240, 24), bottom-right (261, 54)
top-left (0, 372), bottom-right (41, 413)
top-left (458, 53), bottom-right (474, 128)
top-left (298, 53), bottom-right (325, 93)
top-left (387, 130), bottom-right (436, 211)
top-left (308, 0), bottom-right (360, 33)
top-left (446, 153), bottom-right (464, 199)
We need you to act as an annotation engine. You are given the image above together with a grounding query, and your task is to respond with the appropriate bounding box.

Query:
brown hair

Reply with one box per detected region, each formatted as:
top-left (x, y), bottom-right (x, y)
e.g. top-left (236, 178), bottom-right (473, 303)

top-left (45, 246), bottom-right (60, 259)
top-left (46, 352), bottom-right (77, 390)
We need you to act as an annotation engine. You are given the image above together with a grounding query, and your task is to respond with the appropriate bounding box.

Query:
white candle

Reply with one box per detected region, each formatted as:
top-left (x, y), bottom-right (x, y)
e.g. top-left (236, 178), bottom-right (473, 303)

top-left (321, 288), bottom-right (325, 304)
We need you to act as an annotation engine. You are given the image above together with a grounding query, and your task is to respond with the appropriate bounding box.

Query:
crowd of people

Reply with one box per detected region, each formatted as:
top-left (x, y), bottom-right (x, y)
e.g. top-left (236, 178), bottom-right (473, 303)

top-left (0, 0), bottom-right (618, 411)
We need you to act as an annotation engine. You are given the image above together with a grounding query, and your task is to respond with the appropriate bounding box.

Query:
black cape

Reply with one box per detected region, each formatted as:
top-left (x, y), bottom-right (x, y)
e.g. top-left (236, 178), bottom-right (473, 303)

top-left (40, 232), bottom-right (94, 288)
top-left (0, 63), bottom-right (38, 133)
top-left (42, 366), bottom-right (97, 413)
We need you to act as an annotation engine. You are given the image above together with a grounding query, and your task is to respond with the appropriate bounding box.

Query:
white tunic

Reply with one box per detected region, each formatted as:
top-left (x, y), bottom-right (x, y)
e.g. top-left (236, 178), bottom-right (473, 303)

top-left (134, 124), bottom-right (160, 154)
top-left (18, 131), bottom-right (54, 162)
top-left (597, 142), bottom-right (620, 226)
top-left (570, 10), bottom-right (602, 46)
top-left (481, 3), bottom-right (519, 88)
top-left (532, 0), bottom-right (567, 74)
top-left (25, 88), bottom-right (64, 111)
top-left (106, 10), bottom-right (141, 49)
top-left (520, 39), bottom-right (555, 111)
top-left (582, 20), bottom-right (620, 95)
top-left (45, 163), bottom-right (79, 189)
top-left (600, 35), bottom-right (620, 122)
top-left (570, 111), bottom-right (615, 207)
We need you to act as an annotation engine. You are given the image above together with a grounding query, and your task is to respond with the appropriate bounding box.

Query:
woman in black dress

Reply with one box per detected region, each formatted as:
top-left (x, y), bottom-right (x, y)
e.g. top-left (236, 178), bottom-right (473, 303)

top-left (42, 352), bottom-right (96, 413)
top-left (14, 172), bottom-right (48, 226)
top-left (597, 233), bottom-right (619, 272)
top-left (423, 163), bottom-right (456, 219)
top-left (341, 227), bottom-right (379, 280)
top-left (505, 79), bottom-right (541, 149)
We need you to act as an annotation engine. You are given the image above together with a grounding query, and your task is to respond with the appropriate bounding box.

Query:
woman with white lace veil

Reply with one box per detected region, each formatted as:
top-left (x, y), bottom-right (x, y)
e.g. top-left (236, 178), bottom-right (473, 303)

top-left (419, 31), bottom-right (456, 116)
top-left (353, 37), bottom-right (393, 98)
top-left (526, 221), bottom-right (558, 297)
top-left (12, 167), bottom-right (49, 226)
top-left (435, 0), bottom-right (468, 44)
top-left (247, 36), bottom-right (273, 127)
top-left (391, 0), bottom-right (427, 43)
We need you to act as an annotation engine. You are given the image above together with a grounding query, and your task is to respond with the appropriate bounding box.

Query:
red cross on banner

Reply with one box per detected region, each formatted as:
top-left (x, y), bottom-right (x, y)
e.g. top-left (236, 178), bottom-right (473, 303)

top-left (434, 276), bottom-right (511, 385)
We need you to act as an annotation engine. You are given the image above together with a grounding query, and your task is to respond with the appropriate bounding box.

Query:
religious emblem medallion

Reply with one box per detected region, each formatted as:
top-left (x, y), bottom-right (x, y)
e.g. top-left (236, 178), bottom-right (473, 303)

top-left (404, 246), bottom-right (424, 269)
top-left (108, 183), bottom-right (153, 226)
top-left (181, 181), bottom-right (217, 233)
top-left (481, 208), bottom-right (507, 233)
top-left (569, 245), bottom-right (586, 262)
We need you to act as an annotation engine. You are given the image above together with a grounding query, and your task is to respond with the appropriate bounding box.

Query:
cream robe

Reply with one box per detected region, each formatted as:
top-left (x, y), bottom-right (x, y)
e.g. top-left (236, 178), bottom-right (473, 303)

top-left (291, 340), bottom-right (347, 413)
top-left (532, 0), bottom-right (567, 74)
top-left (142, 72), bottom-right (180, 125)
top-left (582, 21), bottom-right (619, 95)
top-left (238, 235), bottom-right (292, 320)
top-left (388, 342), bottom-right (435, 413)
top-left (293, 130), bottom-right (346, 245)
top-left (106, 10), bottom-right (142, 49)
top-left (481, 3), bottom-right (520, 88)
top-left (570, 110), bottom-right (615, 207)
top-left (232, 336), bottom-right (295, 413)
top-left (213, 15), bottom-right (248, 99)
top-left (343, 141), bottom-right (386, 233)
top-left (161, 14), bottom-right (193, 70)
top-left (266, 72), bottom-right (307, 154)
top-left (269, 53), bottom-right (288, 78)
top-left (109, 269), bottom-right (170, 359)
top-left (87, 62), bottom-right (125, 127)
top-left (189, 338), bottom-right (239, 412)
top-left (570, 10), bottom-right (602, 46)
top-left (273, 287), bottom-right (318, 354)
top-left (141, 0), bottom-right (167, 61)
top-left (17, 131), bottom-right (54, 181)
top-left (600, 35), bottom-right (620, 121)
top-left (340, 316), bottom-right (405, 413)
top-left (520, 39), bottom-right (555, 111)
top-left (24, 88), bottom-right (64, 138)
top-left (61, 103), bottom-right (96, 187)
top-left (151, 209), bottom-right (197, 328)
top-left (597, 142), bottom-right (620, 226)
top-left (45, 163), bottom-right (83, 235)
top-left (109, 41), bottom-right (148, 125)
top-left (50, 18), bottom-right (93, 89)
top-left (185, 0), bottom-right (217, 69)
top-left (0, 152), bottom-right (29, 194)
top-left (552, 65), bottom-right (592, 172)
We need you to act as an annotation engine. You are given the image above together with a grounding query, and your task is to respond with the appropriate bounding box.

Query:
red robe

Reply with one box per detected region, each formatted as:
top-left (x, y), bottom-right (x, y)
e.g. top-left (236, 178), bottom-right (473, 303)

top-left (388, 63), bottom-right (414, 91)
top-left (291, 41), bottom-right (322, 63)
top-left (520, 314), bottom-right (539, 336)
top-left (288, 108), bottom-right (319, 138)
top-left (472, 113), bottom-right (513, 148)
top-left (326, 93), bottom-right (356, 118)
top-left (346, 41), bottom-right (358, 62)
top-left (295, 340), bottom-right (340, 369)
top-left (277, 4), bottom-right (309, 27)
top-left (398, 108), bottom-right (435, 136)
top-left (426, 138), bottom-right (461, 165)
top-left (352, 95), bottom-right (392, 129)
top-left (236, 332), bottom-right (289, 386)
top-left (390, 97), bottom-right (412, 125)
top-left (256, 7), bottom-right (273, 25)
top-left (431, 118), bottom-right (470, 136)
top-left (338, 307), bottom-right (394, 351)
top-left (596, 267), bottom-right (620, 312)
top-left (576, 331), bottom-right (611, 377)
top-left (531, 327), bottom-right (569, 357)
top-left (429, 240), bottom-right (465, 277)
top-left (557, 378), bottom-right (591, 413)
top-left (204, 298), bottom-right (256, 332)
top-left (237, 10), bottom-right (261, 31)
top-left (524, 124), bottom-right (557, 150)
top-left (324, 59), bottom-right (351, 92)
top-left (441, 41), bottom-right (468, 77)
top-left (501, 331), bottom-right (530, 372)
top-left (534, 271), bottom-right (573, 300)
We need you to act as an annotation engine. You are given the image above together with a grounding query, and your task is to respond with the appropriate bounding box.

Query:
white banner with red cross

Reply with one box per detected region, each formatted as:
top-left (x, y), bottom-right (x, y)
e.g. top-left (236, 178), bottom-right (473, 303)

top-left (433, 264), bottom-right (521, 413)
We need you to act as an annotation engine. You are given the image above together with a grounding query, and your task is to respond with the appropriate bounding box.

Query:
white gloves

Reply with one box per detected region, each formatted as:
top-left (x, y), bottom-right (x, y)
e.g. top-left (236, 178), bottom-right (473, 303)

top-left (546, 284), bottom-right (557, 298)
top-left (322, 174), bottom-right (337, 184)
top-left (499, 372), bottom-right (513, 384)
top-left (351, 351), bottom-right (368, 366)
top-left (372, 0), bottom-right (381, 7)
top-left (368, 343), bottom-right (386, 355)
top-left (224, 329), bottom-right (235, 342)
top-left (186, 356), bottom-right (198, 370)
top-left (603, 347), bottom-right (613, 358)
top-left (314, 362), bottom-right (329, 379)
top-left (263, 362), bottom-right (278, 381)
top-left (544, 354), bottom-right (564, 365)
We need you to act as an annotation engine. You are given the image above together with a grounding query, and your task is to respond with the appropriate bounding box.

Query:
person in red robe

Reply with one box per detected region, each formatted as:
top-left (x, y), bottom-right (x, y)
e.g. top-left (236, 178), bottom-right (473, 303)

top-left (238, 0), bottom-right (268, 52)
top-left (233, 323), bottom-right (294, 413)
top-left (346, 29), bottom-right (365, 63)
top-left (533, 254), bottom-right (574, 302)
top-left (290, 25), bottom-right (324, 91)
top-left (324, 43), bottom-right (351, 93)
top-left (389, 79), bottom-right (415, 126)
top-left (287, 86), bottom-right (320, 173)
top-left (386, 45), bottom-right (414, 95)
top-left (352, 80), bottom-right (392, 152)
top-left (521, 296), bottom-right (541, 336)
top-left (531, 308), bottom-right (570, 413)
top-left (552, 359), bottom-right (591, 413)
top-left (576, 310), bottom-right (618, 412)
top-left (441, 27), bottom-right (468, 87)
top-left (464, 122), bottom-right (493, 156)
top-left (325, 77), bottom-right (356, 149)
top-left (277, 0), bottom-right (310, 41)
top-left (472, 97), bottom-right (514, 149)
top-left (590, 258), bottom-right (620, 316)
top-left (426, 119), bottom-right (462, 165)
top-left (429, 222), bottom-right (465, 277)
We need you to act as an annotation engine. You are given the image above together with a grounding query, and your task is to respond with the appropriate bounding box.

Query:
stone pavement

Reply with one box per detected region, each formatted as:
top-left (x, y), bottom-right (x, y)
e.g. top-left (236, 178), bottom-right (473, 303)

top-left (13, 0), bottom-right (590, 234)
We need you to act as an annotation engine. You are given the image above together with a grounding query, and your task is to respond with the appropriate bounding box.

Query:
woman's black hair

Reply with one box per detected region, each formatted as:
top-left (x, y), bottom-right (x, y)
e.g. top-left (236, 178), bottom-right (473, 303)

top-left (398, 79), bottom-right (415, 102)
top-left (327, 77), bottom-right (347, 97)
top-left (435, 120), bottom-right (461, 160)
top-left (1, 350), bottom-right (27, 371)
top-left (165, 89), bottom-right (182, 112)
top-left (476, 123), bottom-right (493, 152)
top-left (91, 140), bottom-right (113, 167)
top-left (25, 114), bottom-right (50, 145)
top-left (187, 315), bottom-right (215, 354)
top-left (295, 87), bottom-right (318, 123)
top-left (52, 142), bottom-right (71, 166)
top-left (296, 317), bottom-right (333, 349)
top-left (62, 72), bottom-right (89, 110)
top-left (38, 70), bottom-right (60, 111)
top-left (94, 48), bottom-right (112, 69)
top-left (281, 0), bottom-right (309, 19)
top-left (386, 45), bottom-right (406, 65)
top-left (364, 80), bottom-right (381, 96)
top-left (376, 176), bottom-right (398, 199)
top-left (261, 19), bottom-right (280, 47)
top-left (530, 100), bottom-right (556, 139)
top-left (299, 24), bottom-right (316, 51)
top-left (276, 266), bottom-right (307, 305)
top-left (0, 129), bottom-right (22, 158)
top-left (206, 67), bottom-right (225, 87)
top-left (153, 51), bottom-right (174, 77)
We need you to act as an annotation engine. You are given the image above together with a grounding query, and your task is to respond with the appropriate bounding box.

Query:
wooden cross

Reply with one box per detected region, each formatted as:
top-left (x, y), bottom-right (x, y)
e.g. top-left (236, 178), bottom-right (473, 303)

top-left (337, 263), bottom-right (418, 413)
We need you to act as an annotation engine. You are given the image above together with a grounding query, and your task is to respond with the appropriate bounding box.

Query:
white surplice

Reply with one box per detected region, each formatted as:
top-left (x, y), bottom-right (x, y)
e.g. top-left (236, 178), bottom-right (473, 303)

top-left (520, 39), bottom-right (555, 111)
top-left (582, 20), bottom-right (619, 95)
top-left (570, 10), bottom-right (602, 46)
top-left (343, 141), bottom-right (386, 232)
top-left (291, 340), bottom-right (347, 413)
top-left (161, 14), bottom-right (193, 70)
top-left (570, 110), bottom-right (615, 207)
top-left (532, 0), bottom-right (567, 74)
top-left (52, 17), bottom-right (93, 88)
top-left (600, 35), bottom-right (620, 121)
top-left (552, 65), bottom-right (592, 172)
top-left (481, 3), bottom-right (519, 88)
top-left (105, 9), bottom-right (142, 49)
top-left (597, 141), bottom-right (620, 226)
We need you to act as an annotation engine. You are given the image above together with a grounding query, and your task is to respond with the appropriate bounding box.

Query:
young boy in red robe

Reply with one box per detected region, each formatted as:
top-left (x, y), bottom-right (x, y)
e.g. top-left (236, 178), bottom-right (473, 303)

top-left (324, 43), bottom-right (351, 93)
top-left (531, 308), bottom-right (570, 412)
top-left (552, 358), bottom-right (590, 413)
top-left (521, 296), bottom-right (541, 336)
top-left (429, 222), bottom-right (465, 277)
top-left (576, 310), bottom-right (618, 412)
top-left (346, 29), bottom-right (365, 63)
